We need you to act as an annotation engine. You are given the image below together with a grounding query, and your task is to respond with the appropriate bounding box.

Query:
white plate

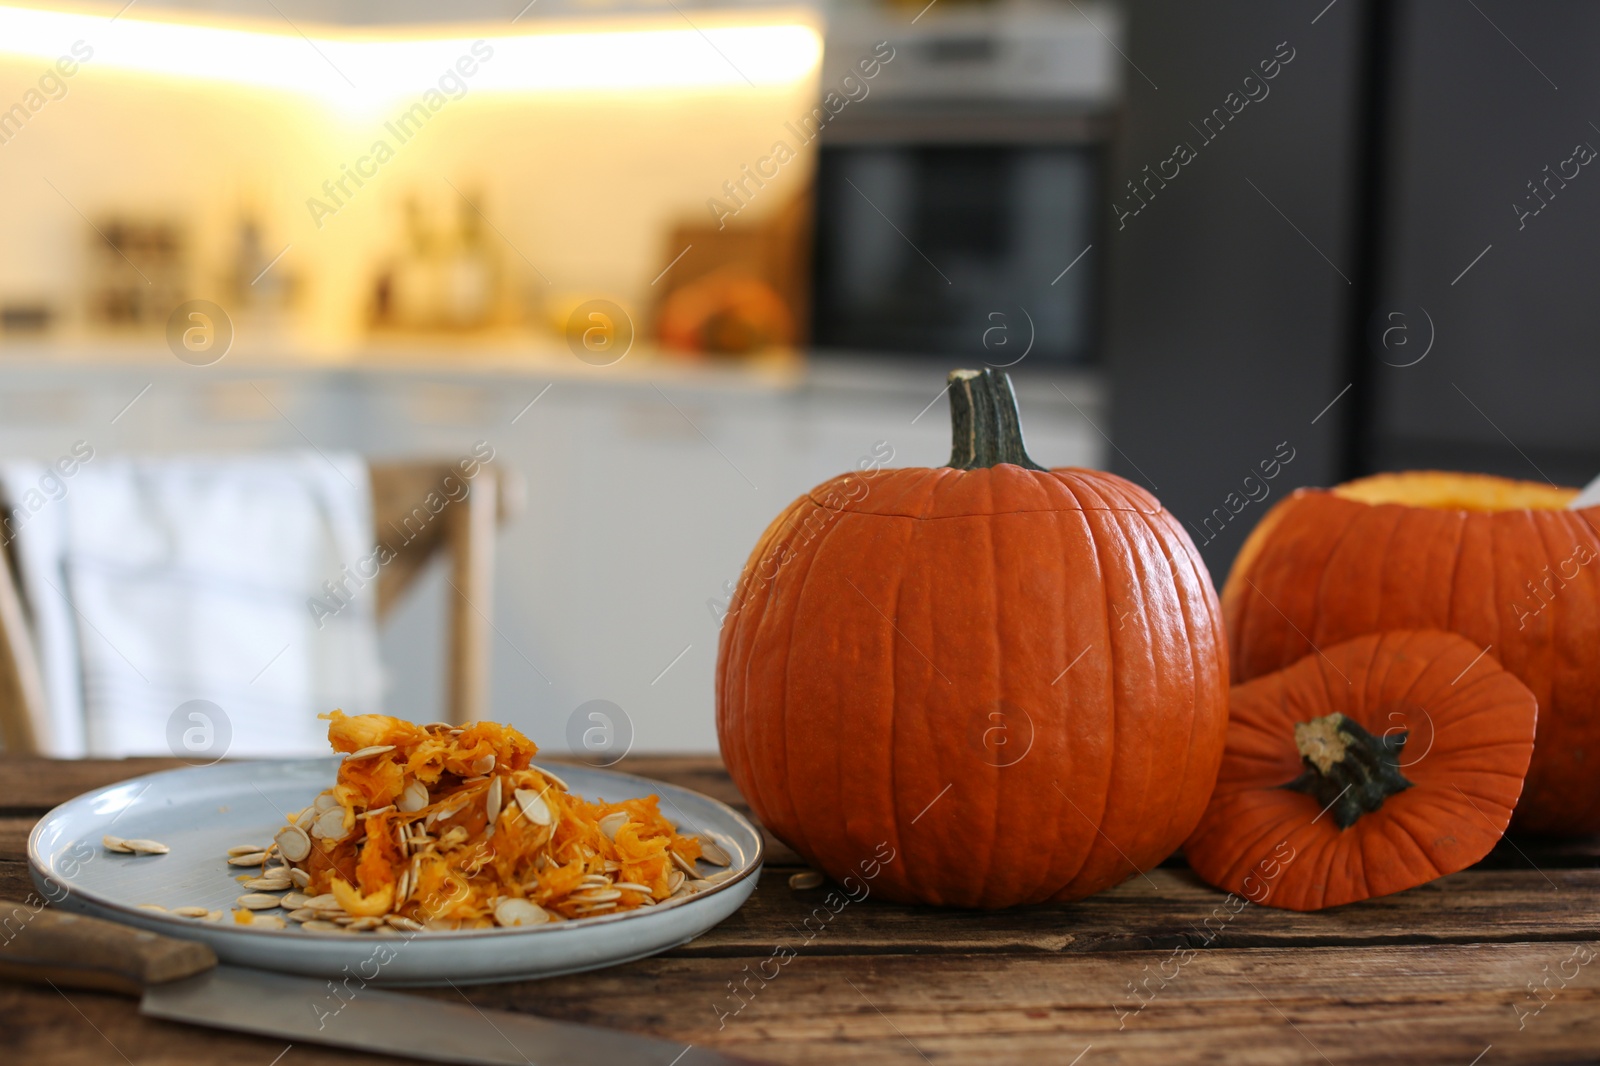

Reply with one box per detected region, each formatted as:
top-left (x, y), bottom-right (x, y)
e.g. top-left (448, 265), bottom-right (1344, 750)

top-left (29, 757), bottom-right (762, 986)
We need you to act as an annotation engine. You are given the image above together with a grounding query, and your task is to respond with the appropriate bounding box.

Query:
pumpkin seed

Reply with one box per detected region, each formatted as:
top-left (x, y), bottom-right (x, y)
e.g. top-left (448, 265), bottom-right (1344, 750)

top-left (345, 745), bottom-right (396, 760)
top-left (670, 851), bottom-right (697, 876)
top-left (137, 903), bottom-right (168, 912)
top-left (398, 780), bottom-right (429, 812)
top-left (227, 844), bottom-right (267, 857)
top-left (203, 909), bottom-right (225, 922)
top-left (289, 868), bottom-right (312, 888)
top-left (347, 917), bottom-right (384, 931)
top-left (515, 788), bottom-right (552, 826)
top-left (314, 792), bottom-right (339, 811)
top-left (274, 825), bottom-right (312, 862)
top-left (494, 898), bottom-right (550, 927)
top-left (486, 777), bottom-right (503, 826)
top-left (237, 893), bottom-right (283, 910)
top-left (697, 835), bottom-right (731, 867)
top-left (311, 807), bottom-right (348, 841)
top-left (118, 838), bottom-right (168, 855)
top-left (172, 906), bottom-right (211, 918)
top-left (469, 753), bottom-right (496, 775)
top-left (534, 764), bottom-right (570, 791)
top-left (286, 908), bottom-right (316, 922)
top-left (788, 870), bottom-right (824, 890)
top-left (227, 852), bottom-right (268, 867)
top-left (362, 805), bottom-right (393, 817)
top-left (612, 882), bottom-right (653, 894)
top-left (573, 888), bottom-right (622, 903)
top-left (598, 812), bottom-right (629, 840)
top-left (295, 807), bottom-right (317, 829)
top-left (279, 892), bottom-right (309, 909)
top-left (242, 876), bottom-right (291, 891)
top-left (302, 893), bottom-right (340, 911)
top-left (387, 915), bottom-right (425, 932)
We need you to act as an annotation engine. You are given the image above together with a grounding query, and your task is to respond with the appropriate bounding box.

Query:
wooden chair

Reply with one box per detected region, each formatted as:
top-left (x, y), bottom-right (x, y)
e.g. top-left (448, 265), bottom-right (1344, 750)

top-left (0, 461), bottom-right (510, 754)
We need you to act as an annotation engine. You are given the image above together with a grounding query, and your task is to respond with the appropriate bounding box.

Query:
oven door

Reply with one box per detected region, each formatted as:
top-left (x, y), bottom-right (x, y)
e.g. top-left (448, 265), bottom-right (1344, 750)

top-left (811, 117), bottom-right (1105, 365)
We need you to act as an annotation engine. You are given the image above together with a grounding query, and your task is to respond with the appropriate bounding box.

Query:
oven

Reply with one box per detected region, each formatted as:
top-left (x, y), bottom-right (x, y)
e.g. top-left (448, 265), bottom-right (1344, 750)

top-left (809, 5), bottom-right (1121, 366)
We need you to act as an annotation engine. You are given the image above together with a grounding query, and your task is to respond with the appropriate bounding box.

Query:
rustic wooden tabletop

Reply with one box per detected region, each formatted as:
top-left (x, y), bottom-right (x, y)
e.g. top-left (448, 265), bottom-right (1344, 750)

top-left (3, 755), bottom-right (1598, 1065)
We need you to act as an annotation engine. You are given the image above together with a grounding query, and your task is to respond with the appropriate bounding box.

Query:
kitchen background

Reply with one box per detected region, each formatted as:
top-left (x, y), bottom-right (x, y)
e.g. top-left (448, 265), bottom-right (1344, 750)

top-left (0, 0), bottom-right (1591, 753)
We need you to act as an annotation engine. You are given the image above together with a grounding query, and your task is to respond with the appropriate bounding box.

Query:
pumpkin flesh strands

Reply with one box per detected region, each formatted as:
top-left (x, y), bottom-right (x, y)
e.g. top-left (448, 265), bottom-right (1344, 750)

top-left (1282, 712), bottom-right (1414, 830)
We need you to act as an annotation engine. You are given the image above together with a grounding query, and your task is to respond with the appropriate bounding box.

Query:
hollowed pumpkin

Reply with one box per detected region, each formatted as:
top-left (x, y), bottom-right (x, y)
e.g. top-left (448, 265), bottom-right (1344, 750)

top-left (1224, 470), bottom-right (1600, 834)
top-left (716, 369), bottom-right (1229, 907)
top-left (1184, 629), bottom-right (1537, 911)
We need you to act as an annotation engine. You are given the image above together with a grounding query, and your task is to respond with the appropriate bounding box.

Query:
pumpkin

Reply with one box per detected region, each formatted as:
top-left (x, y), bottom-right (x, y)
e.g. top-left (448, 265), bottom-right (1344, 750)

top-left (1223, 470), bottom-right (1600, 834)
top-left (716, 368), bottom-right (1229, 907)
top-left (1184, 629), bottom-right (1537, 911)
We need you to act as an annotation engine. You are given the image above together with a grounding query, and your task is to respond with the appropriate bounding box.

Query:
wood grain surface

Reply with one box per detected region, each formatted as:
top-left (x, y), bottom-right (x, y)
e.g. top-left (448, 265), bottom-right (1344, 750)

top-left (4, 755), bottom-right (1599, 1065)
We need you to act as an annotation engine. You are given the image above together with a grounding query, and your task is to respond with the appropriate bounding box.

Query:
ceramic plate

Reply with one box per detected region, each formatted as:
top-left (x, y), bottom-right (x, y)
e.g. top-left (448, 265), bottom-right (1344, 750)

top-left (29, 757), bottom-right (762, 986)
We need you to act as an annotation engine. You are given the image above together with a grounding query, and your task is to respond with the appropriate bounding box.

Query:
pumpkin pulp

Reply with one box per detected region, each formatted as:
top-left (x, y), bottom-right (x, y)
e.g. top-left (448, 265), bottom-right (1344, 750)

top-left (1330, 470), bottom-right (1576, 512)
top-left (1282, 711), bottom-right (1414, 829)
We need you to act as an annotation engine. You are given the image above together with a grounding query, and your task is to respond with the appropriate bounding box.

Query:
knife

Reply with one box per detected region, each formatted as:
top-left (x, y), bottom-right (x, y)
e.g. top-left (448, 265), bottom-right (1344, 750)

top-left (0, 901), bottom-right (757, 1065)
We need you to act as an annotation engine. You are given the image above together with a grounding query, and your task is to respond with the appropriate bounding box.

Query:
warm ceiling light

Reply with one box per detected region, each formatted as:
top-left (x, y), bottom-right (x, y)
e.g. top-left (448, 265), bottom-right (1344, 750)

top-left (0, 4), bottom-right (822, 106)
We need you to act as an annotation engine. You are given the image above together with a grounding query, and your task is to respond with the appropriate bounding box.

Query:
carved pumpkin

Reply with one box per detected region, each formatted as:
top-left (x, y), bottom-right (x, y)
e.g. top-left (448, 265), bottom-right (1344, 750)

top-left (1185, 629), bottom-right (1537, 910)
top-left (716, 369), bottom-right (1229, 907)
top-left (1224, 470), bottom-right (1600, 834)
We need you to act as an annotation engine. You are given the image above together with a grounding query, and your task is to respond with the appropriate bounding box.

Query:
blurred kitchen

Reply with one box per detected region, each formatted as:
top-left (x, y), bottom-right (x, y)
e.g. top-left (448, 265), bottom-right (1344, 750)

top-left (0, 0), bottom-right (1591, 755)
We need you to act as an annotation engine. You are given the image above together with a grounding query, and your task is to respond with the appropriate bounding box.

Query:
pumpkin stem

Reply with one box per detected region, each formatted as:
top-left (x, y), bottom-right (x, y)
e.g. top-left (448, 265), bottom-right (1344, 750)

top-left (1282, 712), bottom-right (1414, 830)
top-left (946, 368), bottom-right (1045, 471)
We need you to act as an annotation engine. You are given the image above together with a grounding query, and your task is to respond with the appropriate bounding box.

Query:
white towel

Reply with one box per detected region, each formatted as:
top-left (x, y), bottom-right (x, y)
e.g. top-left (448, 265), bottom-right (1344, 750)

top-left (1, 452), bottom-right (382, 757)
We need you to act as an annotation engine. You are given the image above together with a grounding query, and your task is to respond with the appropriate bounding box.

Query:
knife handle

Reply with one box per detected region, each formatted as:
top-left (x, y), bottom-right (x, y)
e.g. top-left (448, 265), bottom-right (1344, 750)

top-left (0, 900), bottom-right (217, 997)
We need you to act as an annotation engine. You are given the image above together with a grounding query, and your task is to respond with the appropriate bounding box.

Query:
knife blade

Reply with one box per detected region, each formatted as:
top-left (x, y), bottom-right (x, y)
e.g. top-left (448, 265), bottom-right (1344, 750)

top-left (0, 901), bottom-right (756, 1065)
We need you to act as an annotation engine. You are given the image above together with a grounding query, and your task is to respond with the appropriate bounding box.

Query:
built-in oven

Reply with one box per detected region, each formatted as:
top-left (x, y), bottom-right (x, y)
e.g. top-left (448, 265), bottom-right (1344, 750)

top-left (810, 5), bottom-right (1121, 365)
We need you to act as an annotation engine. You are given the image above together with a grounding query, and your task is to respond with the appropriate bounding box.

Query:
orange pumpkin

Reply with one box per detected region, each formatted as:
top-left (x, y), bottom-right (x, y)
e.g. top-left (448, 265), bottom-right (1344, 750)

top-left (1224, 470), bottom-right (1600, 834)
top-left (716, 369), bottom-right (1229, 907)
top-left (1185, 629), bottom-right (1537, 910)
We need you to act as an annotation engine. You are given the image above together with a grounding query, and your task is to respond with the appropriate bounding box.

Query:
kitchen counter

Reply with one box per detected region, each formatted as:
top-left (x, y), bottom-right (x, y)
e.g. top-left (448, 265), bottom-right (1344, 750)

top-left (0, 341), bottom-right (1105, 404)
top-left (5, 755), bottom-right (1599, 1064)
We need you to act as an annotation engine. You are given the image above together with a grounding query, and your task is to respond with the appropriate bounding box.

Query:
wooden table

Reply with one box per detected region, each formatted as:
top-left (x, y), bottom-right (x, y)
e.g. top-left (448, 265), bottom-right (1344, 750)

top-left (5, 755), bottom-right (1600, 1064)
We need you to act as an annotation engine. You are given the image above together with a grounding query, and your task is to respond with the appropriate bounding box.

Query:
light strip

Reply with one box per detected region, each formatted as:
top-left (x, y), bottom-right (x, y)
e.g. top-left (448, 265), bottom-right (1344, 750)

top-left (0, 5), bottom-right (822, 102)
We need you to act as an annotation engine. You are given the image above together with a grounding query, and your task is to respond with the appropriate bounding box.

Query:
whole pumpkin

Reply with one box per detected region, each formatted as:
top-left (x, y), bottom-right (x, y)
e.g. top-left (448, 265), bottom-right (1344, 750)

top-left (1224, 470), bottom-right (1600, 834)
top-left (716, 369), bottom-right (1229, 907)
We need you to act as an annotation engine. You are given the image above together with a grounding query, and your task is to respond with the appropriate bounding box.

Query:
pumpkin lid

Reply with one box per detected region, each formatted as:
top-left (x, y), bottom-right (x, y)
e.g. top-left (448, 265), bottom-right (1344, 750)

top-left (1183, 629), bottom-right (1537, 911)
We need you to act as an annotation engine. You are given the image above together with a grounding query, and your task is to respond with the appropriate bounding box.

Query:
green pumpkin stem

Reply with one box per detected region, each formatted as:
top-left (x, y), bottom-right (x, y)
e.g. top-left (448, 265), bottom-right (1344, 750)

top-left (946, 368), bottom-right (1045, 471)
top-left (1282, 712), bottom-right (1414, 830)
